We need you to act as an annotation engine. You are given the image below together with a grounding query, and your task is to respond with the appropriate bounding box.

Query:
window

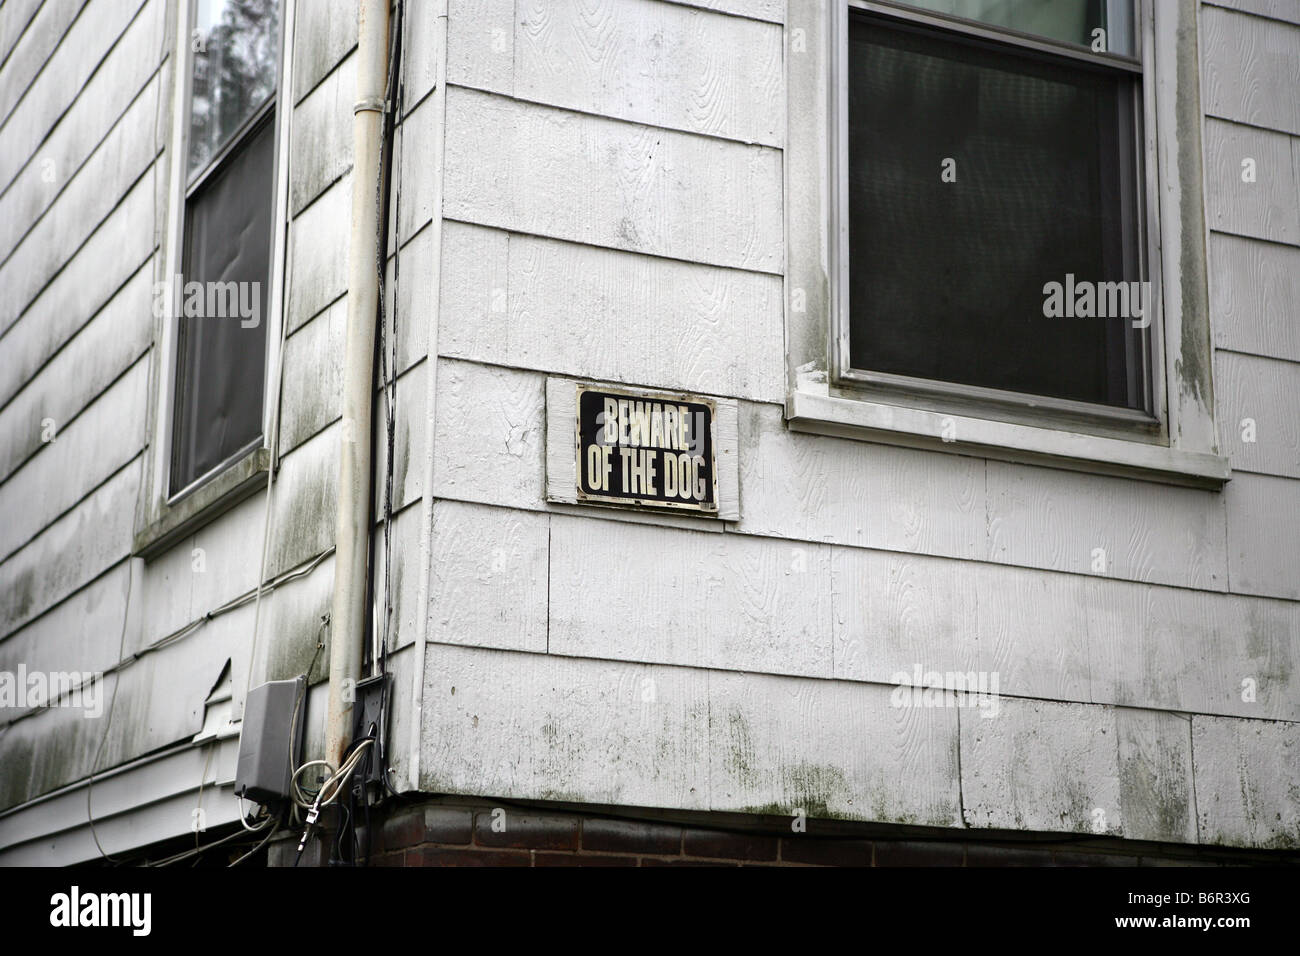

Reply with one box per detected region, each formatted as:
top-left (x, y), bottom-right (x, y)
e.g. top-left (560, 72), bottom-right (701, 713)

top-left (783, 0), bottom-right (1228, 487)
top-left (842, 0), bottom-right (1149, 417)
top-left (171, 0), bottom-right (280, 496)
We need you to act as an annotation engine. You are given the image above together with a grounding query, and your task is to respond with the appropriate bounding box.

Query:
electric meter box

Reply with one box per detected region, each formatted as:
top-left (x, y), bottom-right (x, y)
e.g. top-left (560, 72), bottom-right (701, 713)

top-left (235, 676), bottom-right (306, 805)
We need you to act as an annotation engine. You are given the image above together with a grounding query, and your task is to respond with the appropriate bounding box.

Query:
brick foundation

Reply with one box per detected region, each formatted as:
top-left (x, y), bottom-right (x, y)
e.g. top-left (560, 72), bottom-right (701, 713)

top-left (268, 796), bottom-right (1300, 867)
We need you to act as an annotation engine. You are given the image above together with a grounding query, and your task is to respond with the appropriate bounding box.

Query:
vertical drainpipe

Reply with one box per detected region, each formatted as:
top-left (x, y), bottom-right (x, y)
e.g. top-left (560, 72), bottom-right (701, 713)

top-left (326, 0), bottom-right (391, 771)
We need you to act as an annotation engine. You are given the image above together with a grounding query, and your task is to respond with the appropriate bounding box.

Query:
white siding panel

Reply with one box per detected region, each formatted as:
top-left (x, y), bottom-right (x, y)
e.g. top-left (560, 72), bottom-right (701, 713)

top-left (429, 500), bottom-right (549, 653)
top-left (736, 403), bottom-right (987, 559)
top-left (421, 643), bottom-right (713, 809)
top-left (287, 173), bottom-right (350, 333)
top-left (0, 0), bottom-right (152, 192)
top-left (447, 0), bottom-right (515, 95)
top-left (961, 697), bottom-right (1123, 835)
top-left (1202, 5), bottom-right (1300, 134)
top-left (0, 457), bottom-right (140, 636)
top-left (1209, 233), bottom-right (1300, 362)
top-left (0, 259), bottom-right (152, 483)
top-left (549, 514), bottom-right (833, 677)
top-left (289, 52), bottom-right (354, 216)
top-left (444, 87), bottom-right (783, 273)
top-left (1203, 118), bottom-right (1300, 245)
top-left (1224, 472), bottom-right (1300, 600)
top-left (707, 670), bottom-right (961, 825)
top-left (1192, 715), bottom-right (1300, 847)
top-left (985, 460), bottom-right (1228, 590)
top-left (432, 359), bottom-right (547, 511)
top-left (515, 0), bottom-right (783, 146)
top-left (439, 222), bottom-right (786, 403)
top-left (291, 0), bottom-right (357, 104)
top-left (0, 358), bottom-right (148, 564)
top-left (1215, 350), bottom-right (1300, 477)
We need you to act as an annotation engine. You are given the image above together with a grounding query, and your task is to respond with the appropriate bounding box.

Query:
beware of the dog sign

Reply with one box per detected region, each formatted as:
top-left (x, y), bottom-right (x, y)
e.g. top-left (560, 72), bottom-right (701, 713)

top-left (575, 385), bottom-right (718, 513)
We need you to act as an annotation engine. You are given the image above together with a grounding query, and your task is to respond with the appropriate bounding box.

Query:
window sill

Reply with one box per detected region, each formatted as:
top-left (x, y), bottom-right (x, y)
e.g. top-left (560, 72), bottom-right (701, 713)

top-left (787, 388), bottom-right (1230, 490)
top-left (133, 447), bottom-right (271, 560)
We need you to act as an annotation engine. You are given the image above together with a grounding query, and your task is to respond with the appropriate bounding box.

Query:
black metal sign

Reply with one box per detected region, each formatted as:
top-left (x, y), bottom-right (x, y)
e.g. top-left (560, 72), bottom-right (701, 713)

top-left (575, 385), bottom-right (717, 512)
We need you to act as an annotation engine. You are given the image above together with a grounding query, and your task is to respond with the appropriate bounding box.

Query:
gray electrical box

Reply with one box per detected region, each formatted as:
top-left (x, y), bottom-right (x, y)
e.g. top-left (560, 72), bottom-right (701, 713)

top-left (235, 676), bottom-right (306, 805)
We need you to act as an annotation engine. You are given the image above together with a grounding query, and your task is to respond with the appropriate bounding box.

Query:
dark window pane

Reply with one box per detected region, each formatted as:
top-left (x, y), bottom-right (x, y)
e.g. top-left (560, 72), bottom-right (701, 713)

top-left (891, 0), bottom-right (1134, 56)
top-left (847, 16), bottom-right (1144, 409)
top-left (172, 116), bottom-right (274, 492)
top-left (189, 0), bottom-right (280, 174)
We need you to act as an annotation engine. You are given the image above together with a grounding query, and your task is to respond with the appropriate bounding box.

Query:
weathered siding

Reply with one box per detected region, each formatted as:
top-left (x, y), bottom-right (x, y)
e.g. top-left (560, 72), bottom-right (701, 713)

top-left (0, 0), bottom-right (426, 863)
top-left (418, 0), bottom-right (1300, 850)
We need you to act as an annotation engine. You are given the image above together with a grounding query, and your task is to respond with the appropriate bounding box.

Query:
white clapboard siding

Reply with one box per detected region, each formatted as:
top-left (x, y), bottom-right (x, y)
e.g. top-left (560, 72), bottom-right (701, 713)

top-left (0, 9), bottom-right (161, 265)
top-left (1086, 575), bottom-right (1300, 722)
top-left (0, 0), bottom-right (46, 69)
top-left (135, 492), bottom-right (267, 652)
top-left (1209, 233), bottom-right (1300, 362)
top-left (1192, 714), bottom-right (1300, 847)
top-left (278, 297), bottom-right (346, 456)
top-left (371, 360), bottom-right (428, 516)
top-left (0, 358), bottom-right (148, 564)
top-left (961, 697), bottom-right (1126, 835)
top-left (548, 513), bottom-right (833, 677)
top-left (289, 52), bottom-right (354, 217)
top-left (447, 0), bottom-right (515, 96)
top-left (1205, 0), bottom-right (1300, 26)
top-left (1214, 350), bottom-right (1300, 478)
top-left (514, 0), bottom-right (783, 147)
top-left (421, 643), bottom-right (960, 824)
top-left (0, 69), bottom-right (160, 329)
top-left (287, 173), bottom-right (350, 333)
top-left (0, 457), bottom-right (140, 637)
top-left (832, 546), bottom-right (1300, 722)
top-left (439, 222), bottom-right (786, 403)
top-left (0, 562), bottom-right (129, 684)
top-left (984, 460), bottom-right (1228, 591)
top-left (267, 424), bottom-right (339, 580)
top-left (429, 500), bottom-right (550, 653)
top-left (401, 0), bottom-right (439, 110)
top-left (444, 87), bottom-right (783, 274)
top-left (1202, 5), bottom-right (1300, 135)
top-left (668, 0), bottom-right (785, 23)
top-left (432, 358), bottom-right (548, 511)
top-left (0, 0), bottom-right (89, 125)
top-left (390, 88), bottom-right (439, 249)
top-left (0, 261), bottom-right (152, 483)
top-left (1224, 471), bottom-right (1300, 600)
top-left (1115, 707), bottom-right (1199, 845)
top-left (0, 0), bottom-right (154, 192)
top-left (0, 171), bottom-right (156, 385)
top-left (833, 548), bottom-right (1092, 703)
top-left (1202, 118), bottom-right (1300, 245)
top-left (291, 0), bottom-right (357, 105)
top-left (383, 222), bottom-right (435, 376)
top-left (381, 502), bottom-right (428, 655)
top-left (706, 669), bottom-right (961, 825)
top-left (735, 402), bottom-right (986, 559)
top-left (422, 643), bottom-right (713, 810)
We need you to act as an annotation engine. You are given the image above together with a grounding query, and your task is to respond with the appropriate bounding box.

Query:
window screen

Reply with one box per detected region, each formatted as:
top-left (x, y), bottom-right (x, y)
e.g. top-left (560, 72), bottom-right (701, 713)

top-left (172, 116), bottom-right (274, 491)
top-left (846, 14), bottom-right (1146, 410)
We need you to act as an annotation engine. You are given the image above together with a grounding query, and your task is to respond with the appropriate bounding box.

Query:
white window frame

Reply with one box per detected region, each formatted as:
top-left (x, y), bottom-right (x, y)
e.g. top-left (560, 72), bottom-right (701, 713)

top-left (134, 0), bottom-right (295, 558)
top-left (784, 0), bottom-right (1229, 488)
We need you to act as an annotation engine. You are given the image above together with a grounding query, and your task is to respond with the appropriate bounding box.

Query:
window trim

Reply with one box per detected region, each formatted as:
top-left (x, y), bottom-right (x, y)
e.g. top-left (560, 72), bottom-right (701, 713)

top-left (784, 0), bottom-right (1229, 488)
top-left (135, 0), bottom-right (295, 558)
